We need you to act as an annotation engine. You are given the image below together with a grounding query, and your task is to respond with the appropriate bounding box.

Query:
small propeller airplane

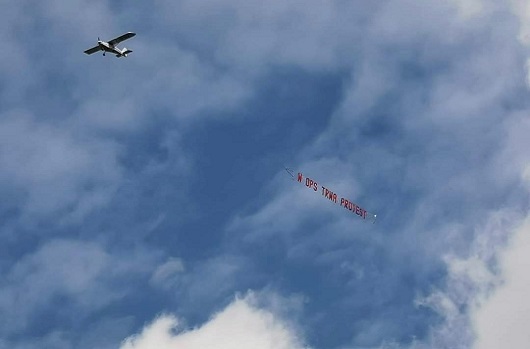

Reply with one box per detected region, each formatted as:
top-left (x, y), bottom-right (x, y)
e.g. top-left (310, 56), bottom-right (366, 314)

top-left (84, 32), bottom-right (136, 57)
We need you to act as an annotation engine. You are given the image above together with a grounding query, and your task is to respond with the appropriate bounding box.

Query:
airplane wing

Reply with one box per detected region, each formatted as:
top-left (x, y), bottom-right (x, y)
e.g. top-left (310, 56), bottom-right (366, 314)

top-left (84, 45), bottom-right (102, 55)
top-left (108, 32), bottom-right (136, 46)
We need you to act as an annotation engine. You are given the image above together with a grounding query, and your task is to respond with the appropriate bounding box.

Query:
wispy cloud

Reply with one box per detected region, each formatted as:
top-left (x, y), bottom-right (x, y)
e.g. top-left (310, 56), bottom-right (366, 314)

top-left (0, 238), bottom-right (157, 337)
top-left (0, 111), bottom-right (122, 224)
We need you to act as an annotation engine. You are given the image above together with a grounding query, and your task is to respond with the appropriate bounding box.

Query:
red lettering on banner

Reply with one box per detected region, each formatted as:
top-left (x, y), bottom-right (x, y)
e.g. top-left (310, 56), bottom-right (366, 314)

top-left (305, 178), bottom-right (318, 192)
top-left (291, 171), bottom-right (372, 221)
top-left (326, 190), bottom-right (336, 203)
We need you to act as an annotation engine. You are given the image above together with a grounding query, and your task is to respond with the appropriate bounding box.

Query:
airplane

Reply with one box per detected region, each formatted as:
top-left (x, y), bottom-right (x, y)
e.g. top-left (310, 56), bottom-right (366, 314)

top-left (84, 32), bottom-right (136, 57)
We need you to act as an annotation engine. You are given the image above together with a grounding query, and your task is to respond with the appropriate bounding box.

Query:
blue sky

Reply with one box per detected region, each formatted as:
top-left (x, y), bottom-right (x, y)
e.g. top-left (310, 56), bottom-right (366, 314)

top-left (1, 1), bottom-right (530, 348)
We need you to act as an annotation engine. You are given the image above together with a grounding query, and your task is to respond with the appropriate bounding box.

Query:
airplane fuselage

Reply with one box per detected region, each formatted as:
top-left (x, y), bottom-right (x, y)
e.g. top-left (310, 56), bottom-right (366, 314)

top-left (98, 40), bottom-right (123, 57)
top-left (98, 41), bottom-right (128, 57)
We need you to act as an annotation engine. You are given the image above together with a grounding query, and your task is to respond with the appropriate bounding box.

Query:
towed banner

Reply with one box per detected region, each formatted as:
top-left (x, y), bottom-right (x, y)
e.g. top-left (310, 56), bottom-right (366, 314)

top-left (285, 168), bottom-right (376, 223)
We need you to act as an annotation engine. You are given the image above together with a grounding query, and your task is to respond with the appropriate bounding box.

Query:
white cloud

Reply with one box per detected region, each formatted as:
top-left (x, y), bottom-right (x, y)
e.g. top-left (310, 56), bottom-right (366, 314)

top-left (152, 0), bottom-right (383, 77)
top-left (466, 109), bottom-right (530, 348)
top-left (0, 239), bottom-right (157, 333)
top-left (448, 0), bottom-right (487, 18)
top-left (0, 111), bottom-right (122, 222)
top-left (511, 0), bottom-right (530, 44)
top-left (0, 239), bottom-right (110, 331)
top-left (471, 217), bottom-right (530, 349)
top-left (120, 294), bottom-right (309, 349)
top-left (402, 207), bottom-right (528, 349)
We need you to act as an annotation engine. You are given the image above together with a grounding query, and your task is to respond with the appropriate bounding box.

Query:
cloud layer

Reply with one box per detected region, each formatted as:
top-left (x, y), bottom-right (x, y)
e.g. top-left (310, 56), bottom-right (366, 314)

top-left (0, 1), bottom-right (529, 349)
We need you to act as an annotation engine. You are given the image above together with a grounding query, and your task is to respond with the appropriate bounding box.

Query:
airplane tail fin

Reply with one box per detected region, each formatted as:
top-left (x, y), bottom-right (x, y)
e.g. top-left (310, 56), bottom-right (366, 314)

top-left (122, 48), bottom-right (133, 57)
